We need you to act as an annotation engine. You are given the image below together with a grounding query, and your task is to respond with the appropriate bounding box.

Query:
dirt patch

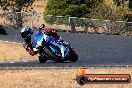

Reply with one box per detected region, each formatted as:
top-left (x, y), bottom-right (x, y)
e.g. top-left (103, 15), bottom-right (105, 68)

top-left (0, 67), bottom-right (131, 88)
top-left (0, 41), bottom-right (37, 62)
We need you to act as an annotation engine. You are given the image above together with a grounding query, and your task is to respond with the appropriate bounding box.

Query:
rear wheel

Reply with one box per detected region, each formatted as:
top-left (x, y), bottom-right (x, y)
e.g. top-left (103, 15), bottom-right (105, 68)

top-left (69, 49), bottom-right (78, 62)
top-left (38, 56), bottom-right (47, 63)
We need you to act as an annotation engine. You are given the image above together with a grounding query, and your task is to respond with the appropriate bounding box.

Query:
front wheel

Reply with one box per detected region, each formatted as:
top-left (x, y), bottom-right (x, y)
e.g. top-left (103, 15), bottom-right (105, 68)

top-left (38, 56), bottom-right (47, 63)
top-left (69, 49), bottom-right (78, 62)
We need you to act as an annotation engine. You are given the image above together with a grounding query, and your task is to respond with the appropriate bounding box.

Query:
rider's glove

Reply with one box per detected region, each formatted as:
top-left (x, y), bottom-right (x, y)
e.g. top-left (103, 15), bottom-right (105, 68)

top-left (24, 43), bottom-right (32, 51)
top-left (26, 46), bottom-right (37, 56)
top-left (23, 43), bottom-right (37, 56)
top-left (29, 50), bottom-right (36, 56)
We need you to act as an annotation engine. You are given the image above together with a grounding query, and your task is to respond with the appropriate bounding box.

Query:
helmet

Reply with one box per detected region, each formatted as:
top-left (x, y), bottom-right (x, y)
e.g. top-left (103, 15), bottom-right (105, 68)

top-left (21, 26), bottom-right (33, 38)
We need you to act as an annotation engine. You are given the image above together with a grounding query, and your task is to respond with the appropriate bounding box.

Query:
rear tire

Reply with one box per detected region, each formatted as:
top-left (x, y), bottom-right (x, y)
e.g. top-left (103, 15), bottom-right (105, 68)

top-left (39, 56), bottom-right (47, 63)
top-left (69, 49), bottom-right (78, 62)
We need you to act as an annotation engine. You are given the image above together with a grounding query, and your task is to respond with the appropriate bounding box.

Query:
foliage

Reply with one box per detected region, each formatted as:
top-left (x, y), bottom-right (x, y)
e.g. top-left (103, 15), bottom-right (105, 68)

top-left (44, 15), bottom-right (69, 25)
top-left (0, 0), bottom-right (35, 27)
top-left (0, 0), bottom-right (34, 11)
top-left (44, 0), bottom-right (103, 18)
top-left (113, 0), bottom-right (132, 9)
top-left (44, 0), bottom-right (103, 24)
top-left (129, 0), bottom-right (132, 8)
top-left (113, 0), bottom-right (124, 6)
top-left (44, 15), bottom-right (55, 24)
top-left (123, 12), bottom-right (132, 22)
top-left (90, 3), bottom-right (129, 21)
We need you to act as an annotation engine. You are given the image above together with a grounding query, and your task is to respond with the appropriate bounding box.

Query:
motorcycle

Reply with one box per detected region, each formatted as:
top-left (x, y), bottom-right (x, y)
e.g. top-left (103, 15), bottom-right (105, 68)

top-left (22, 31), bottom-right (78, 63)
top-left (37, 37), bottom-right (78, 63)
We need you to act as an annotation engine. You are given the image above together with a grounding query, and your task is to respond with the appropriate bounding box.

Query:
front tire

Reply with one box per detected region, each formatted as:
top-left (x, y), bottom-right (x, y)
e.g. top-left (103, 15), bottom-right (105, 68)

top-left (38, 56), bottom-right (47, 63)
top-left (69, 49), bottom-right (78, 62)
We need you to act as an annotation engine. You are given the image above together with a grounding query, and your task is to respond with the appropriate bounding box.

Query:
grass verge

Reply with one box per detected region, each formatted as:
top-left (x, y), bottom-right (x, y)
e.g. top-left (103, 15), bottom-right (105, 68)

top-left (0, 68), bottom-right (131, 88)
top-left (0, 41), bottom-right (37, 62)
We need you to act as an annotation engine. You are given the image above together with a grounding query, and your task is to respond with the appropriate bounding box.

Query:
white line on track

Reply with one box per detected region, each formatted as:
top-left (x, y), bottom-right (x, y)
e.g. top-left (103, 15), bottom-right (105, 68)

top-left (22, 60), bottom-right (29, 63)
top-left (0, 40), bottom-right (22, 45)
top-left (9, 62), bottom-right (15, 63)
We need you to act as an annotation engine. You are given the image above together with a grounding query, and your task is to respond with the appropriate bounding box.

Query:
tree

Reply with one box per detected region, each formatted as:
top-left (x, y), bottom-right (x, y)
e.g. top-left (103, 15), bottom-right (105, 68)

top-left (113, 0), bottom-right (124, 6)
top-left (0, 0), bottom-right (35, 28)
top-left (44, 0), bottom-right (103, 18)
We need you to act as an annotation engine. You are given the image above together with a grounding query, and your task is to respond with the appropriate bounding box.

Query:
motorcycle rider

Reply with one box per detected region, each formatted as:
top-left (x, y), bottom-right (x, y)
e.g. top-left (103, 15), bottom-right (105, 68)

top-left (21, 26), bottom-right (36, 55)
top-left (21, 24), bottom-right (66, 59)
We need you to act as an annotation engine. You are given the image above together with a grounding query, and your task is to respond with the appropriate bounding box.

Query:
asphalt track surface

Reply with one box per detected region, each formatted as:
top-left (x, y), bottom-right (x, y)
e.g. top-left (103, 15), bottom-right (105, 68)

top-left (0, 30), bottom-right (132, 68)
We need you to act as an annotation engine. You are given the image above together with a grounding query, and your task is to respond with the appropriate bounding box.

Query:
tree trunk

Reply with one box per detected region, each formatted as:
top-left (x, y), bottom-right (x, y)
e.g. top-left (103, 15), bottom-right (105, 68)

top-left (14, 0), bottom-right (23, 28)
top-left (15, 12), bottom-right (23, 28)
